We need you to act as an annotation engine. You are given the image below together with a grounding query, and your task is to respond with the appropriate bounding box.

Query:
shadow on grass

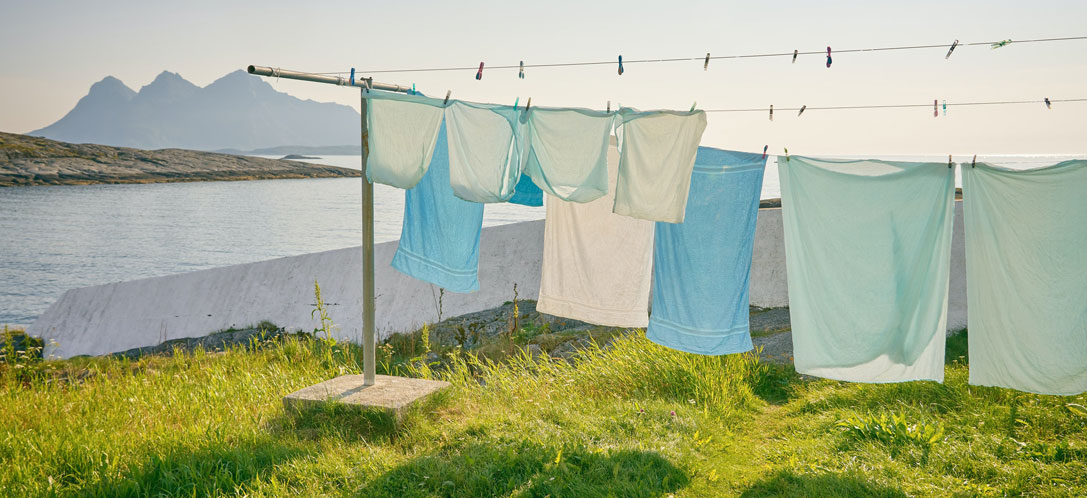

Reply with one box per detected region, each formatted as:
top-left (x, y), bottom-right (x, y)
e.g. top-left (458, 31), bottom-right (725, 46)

top-left (739, 469), bottom-right (907, 497)
top-left (77, 438), bottom-right (308, 497)
top-left (272, 402), bottom-right (403, 443)
top-left (359, 441), bottom-right (687, 497)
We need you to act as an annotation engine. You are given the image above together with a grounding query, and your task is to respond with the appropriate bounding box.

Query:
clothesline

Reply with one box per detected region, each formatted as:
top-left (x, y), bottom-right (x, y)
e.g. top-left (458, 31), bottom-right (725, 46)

top-left (306, 35), bottom-right (1087, 75)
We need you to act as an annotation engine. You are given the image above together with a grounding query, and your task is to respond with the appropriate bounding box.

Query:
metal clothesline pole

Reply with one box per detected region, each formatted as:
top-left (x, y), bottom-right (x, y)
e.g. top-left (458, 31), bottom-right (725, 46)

top-left (247, 65), bottom-right (412, 387)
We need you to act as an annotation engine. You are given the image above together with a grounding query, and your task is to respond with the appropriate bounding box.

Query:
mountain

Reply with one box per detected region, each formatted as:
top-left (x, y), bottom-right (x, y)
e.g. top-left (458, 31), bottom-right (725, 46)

top-left (28, 70), bottom-right (360, 151)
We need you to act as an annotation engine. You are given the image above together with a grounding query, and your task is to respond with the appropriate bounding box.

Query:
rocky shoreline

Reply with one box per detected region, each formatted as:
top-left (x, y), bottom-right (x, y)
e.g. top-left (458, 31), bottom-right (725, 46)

top-left (0, 132), bottom-right (361, 187)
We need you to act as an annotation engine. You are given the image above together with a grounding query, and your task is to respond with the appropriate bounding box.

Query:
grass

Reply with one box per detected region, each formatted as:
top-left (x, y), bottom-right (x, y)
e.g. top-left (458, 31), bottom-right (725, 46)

top-left (0, 324), bottom-right (1085, 497)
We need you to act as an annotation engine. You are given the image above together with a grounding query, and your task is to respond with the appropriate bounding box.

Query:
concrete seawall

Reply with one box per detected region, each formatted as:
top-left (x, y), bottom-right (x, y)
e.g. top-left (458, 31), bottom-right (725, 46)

top-left (31, 202), bottom-right (968, 358)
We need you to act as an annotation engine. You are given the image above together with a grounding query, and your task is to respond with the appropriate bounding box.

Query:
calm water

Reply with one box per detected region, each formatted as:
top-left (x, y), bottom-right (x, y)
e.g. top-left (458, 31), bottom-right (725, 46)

top-left (0, 154), bottom-right (1076, 326)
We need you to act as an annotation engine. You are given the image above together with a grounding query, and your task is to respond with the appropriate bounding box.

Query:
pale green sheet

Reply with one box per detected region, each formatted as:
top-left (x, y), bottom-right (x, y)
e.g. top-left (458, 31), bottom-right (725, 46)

top-left (780, 156), bottom-right (955, 383)
top-left (963, 160), bottom-right (1087, 395)
top-left (363, 90), bottom-right (446, 189)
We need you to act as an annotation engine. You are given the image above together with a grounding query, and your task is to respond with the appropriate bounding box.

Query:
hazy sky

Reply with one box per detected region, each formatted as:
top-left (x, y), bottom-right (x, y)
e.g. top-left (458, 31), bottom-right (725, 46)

top-left (2, 0), bottom-right (1085, 155)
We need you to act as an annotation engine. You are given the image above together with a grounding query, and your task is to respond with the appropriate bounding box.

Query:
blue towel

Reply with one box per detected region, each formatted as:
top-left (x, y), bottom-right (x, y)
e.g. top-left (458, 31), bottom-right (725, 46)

top-left (508, 173), bottom-right (543, 207)
top-left (646, 147), bottom-right (766, 355)
top-left (391, 120), bottom-right (485, 293)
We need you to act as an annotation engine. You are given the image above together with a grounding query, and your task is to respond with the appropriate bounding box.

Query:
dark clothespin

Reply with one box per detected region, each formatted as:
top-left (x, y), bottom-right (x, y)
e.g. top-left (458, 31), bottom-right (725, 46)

top-left (971, 154), bottom-right (977, 168)
top-left (618, 55), bottom-right (624, 75)
top-left (704, 52), bottom-right (710, 70)
top-left (690, 101), bottom-right (697, 112)
top-left (792, 49), bottom-right (798, 63)
top-left (519, 61), bottom-right (525, 79)
top-left (525, 97), bottom-right (532, 111)
top-left (349, 68), bottom-right (355, 86)
top-left (948, 155), bottom-right (953, 169)
top-left (762, 145), bottom-right (768, 160)
top-left (476, 62), bottom-right (484, 80)
top-left (784, 147), bottom-right (790, 162)
top-left (945, 39), bottom-right (959, 59)
top-left (934, 99), bottom-right (939, 118)
top-left (798, 105), bottom-right (807, 117)
top-left (769, 105), bottom-right (774, 121)
top-left (1045, 97), bottom-right (1052, 109)
top-left (606, 101), bottom-right (611, 113)
top-left (826, 46), bottom-right (833, 68)
top-left (443, 90), bottom-right (451, 105)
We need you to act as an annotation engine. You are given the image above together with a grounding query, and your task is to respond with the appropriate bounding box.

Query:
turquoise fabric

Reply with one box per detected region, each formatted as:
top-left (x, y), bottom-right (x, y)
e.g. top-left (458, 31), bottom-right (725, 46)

top-left (613, 109), bottom-right (707, 223)
top-left (391, 120), bottom-right (485, 293)
top-left (363, 90), bottom-right (446, 189)
top-left (508, 173), bottom-right (543, 207)
top-left (445, 101), bottom-right (529, 203)
top-left (524, 108), bottom-right (616, 203)
top-left (780, 156), bottom-right (954, 383)
top-left (647, 147), bottom-right (766, 355)
top-left (963, 160), bottom-right (1087, 395)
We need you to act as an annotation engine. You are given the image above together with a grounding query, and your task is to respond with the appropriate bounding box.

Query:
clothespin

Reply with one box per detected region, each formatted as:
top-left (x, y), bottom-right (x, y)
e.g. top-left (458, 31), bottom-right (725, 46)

top-left (525, 97), bottom-right (532, 111)
top-left (519, 61), bottom-right (525, 79)
top-left (769, 105), bottom-right (774, 121)
top-left (618, 55), bottom-right (624, 75)
top-left (476, 62), bottom-right (484, 80)
top-left (798, 105), bottom-right (807, 117)
top-left (514, 97), bottom-right (519, 109)
top-left (690, 101), bottom-right (697, 112)
top-left (607, 100), bottom-right (611, 113)
top-left (934, 99), bottom-right (939, 118)
top-left (991, 39), bottom-right (1012, 49)
top-left (945, 39), bottom-right (959, 59)
top-left (762, 145), bottom-right (768, 160)
top-left (971, 154), bottom-right (977, 168)
top-left (792, 49), bottom-right (798, 64)
top-left (349, 68), bottom-right (355, 86)
top-left (411, 83), bottom-right (416, 95)
top-left (942, 100), bottom-right (947, 116)
top-left (826, 46), bottom-right (833, 68)
top-left (1045, 97), bottom-right (1052, 109)
top-left (704, 53), bottom-right (710, 70)
top-left (784, 147), bottom-right (790, 162)
top-left (363, 78), bottom-right (372, 93)
top-left (443, 90), bottom-right (451, 105)
top-left (948, 154), bottom-right (953, 169)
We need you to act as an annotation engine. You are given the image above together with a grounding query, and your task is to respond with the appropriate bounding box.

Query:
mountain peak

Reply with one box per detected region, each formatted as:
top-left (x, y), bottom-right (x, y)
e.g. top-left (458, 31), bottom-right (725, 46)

top-left (87, 76), bottom-right (136, 99)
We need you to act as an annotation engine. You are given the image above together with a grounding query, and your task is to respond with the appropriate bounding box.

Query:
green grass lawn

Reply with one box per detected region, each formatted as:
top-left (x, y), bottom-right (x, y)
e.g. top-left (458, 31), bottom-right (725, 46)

top-left (1, 325), bottom-right (1085, 497)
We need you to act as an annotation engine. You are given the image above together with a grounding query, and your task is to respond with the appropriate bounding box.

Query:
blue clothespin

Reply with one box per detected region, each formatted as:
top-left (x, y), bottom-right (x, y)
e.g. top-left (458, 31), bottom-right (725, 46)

top-left (1045, 97), bottom-right (1052, 109)
top-left (945, 39), bottom-right (959, 59)
top-left (825, 47), bottom-right (832, 68)
top-left (514, 97), bottom-right (519, 109)
top-left (476, 62), bottom-right (484, 80)
top-left (618, 55), bottom-right (624, 76)
top-left (519, 61), bottom-right (525, 79)
top-left (411, 83), bottom-right (416, 95)
top-left (349, 68), bottom-right (355, 86)
top-left (942, 100), bottom-right (947, 116)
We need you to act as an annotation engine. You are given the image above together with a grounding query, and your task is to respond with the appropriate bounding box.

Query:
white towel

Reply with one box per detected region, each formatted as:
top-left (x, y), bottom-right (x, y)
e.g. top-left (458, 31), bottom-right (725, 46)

top-left (536, 139), bottom-right (654, 327)
top-left (613, 109), bottom-right (707, 223)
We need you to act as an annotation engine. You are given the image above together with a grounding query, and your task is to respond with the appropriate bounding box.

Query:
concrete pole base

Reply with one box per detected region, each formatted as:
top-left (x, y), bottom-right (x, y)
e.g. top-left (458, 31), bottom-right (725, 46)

top-left (283, 374), bottom-right (450, 416)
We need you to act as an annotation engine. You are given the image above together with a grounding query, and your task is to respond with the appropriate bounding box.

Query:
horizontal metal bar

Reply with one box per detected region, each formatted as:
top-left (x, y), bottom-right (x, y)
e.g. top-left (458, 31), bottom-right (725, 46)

top-left (247, 65), bottom-right (413, 93)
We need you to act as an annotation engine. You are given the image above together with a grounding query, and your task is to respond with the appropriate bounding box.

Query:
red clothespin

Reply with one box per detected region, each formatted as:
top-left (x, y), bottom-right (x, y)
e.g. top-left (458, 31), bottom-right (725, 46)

top-left (826, 46), bottom-right (832, 68)
top-left (762, 145), bottom-right (768, 160)
top-left (934, 99), bottom-right (939, 118)
top-left (475, 62), bottom-right (484, 80)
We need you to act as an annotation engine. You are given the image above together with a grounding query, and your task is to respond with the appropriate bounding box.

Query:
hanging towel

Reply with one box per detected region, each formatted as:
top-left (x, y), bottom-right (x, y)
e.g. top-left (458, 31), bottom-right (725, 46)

top-left (647, 148), bottom-right (766, 355)
top-left (391, 120), bottom-right (485, 293)
top-left (524, 107), bottom-right (616, 203)
top-left (537, 139), bottom-right (654, 327)
top-left (445, 101), bottom-right (529, 203)
top-left (508, 173), bottom-right (543, 207)
top-left (780, 156), bottom-right (955, 383)
top-left (613, 109), bottom-right (707, 223)
top-left (363, 90), bottom-right (447, 189)
top-left (963, 160), bottom-right (1087, 395)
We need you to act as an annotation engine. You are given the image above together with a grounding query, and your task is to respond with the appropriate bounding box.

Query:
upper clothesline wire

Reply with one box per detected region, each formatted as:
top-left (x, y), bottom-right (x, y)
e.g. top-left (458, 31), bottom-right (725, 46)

top-left (308, 36), bottom-right (1087, 74)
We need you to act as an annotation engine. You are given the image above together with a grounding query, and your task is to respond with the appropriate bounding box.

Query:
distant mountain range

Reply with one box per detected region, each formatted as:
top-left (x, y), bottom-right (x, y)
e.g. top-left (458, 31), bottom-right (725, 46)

top-left (29, 70), bottom-right (360, 152)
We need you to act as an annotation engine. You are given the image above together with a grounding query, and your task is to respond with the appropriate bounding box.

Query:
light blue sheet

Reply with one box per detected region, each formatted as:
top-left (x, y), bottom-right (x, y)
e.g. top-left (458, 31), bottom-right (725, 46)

top-left (647, 148), bottom-right (766, 355)
top-left (508, 173), bottom-right (543, 207)
top-left (445, 101), bottom-right (529, 203)
top-left (362, 90), bottom-right (447, 189)
top-left (963, 160), bottom-right (1087, 395)
top-left (391, 120), bottom-right (485, 293)
top-left (781, 156), bottom-right (955, 383)
top-left (524, 107), bottom-right (615, 203)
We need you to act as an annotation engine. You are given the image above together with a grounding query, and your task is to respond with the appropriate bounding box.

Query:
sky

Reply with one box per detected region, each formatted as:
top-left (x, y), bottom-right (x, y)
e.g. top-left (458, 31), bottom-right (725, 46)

top-left (1, 0), bottom-right (1085, 155)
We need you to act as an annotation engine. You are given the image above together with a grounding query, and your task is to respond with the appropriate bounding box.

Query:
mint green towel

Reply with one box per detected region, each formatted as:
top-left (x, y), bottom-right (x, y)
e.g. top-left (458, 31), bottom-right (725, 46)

top-left (963, 160), bottom-right (1087, 395)
top-left (363, 90), bottom-right (446, 189)
top-left (781, 156), bottom-right (955, 383)
top-left (524, 107), bottom-right (616, 203)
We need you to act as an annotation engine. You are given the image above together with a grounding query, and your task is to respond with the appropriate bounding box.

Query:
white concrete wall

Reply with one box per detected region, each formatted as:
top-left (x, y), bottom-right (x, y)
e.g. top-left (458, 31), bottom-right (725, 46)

top-left (32, 202), bottom-right (968, 359)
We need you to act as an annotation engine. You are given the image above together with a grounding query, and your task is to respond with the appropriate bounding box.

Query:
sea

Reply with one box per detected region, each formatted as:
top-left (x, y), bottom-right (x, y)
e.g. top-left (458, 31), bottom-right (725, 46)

top-left (0, 154), bottom-right (1078, 326)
